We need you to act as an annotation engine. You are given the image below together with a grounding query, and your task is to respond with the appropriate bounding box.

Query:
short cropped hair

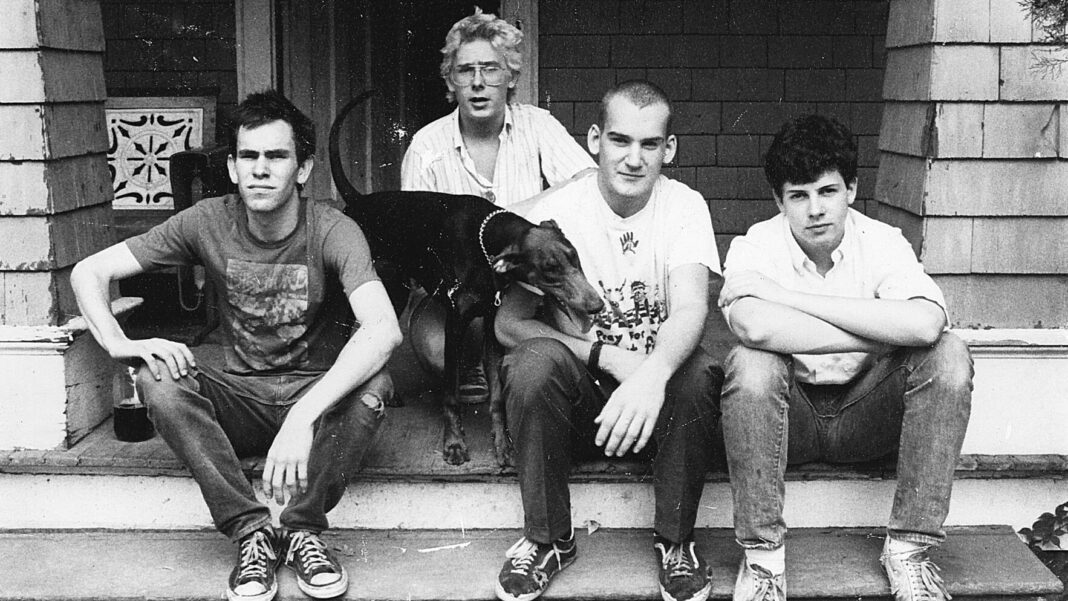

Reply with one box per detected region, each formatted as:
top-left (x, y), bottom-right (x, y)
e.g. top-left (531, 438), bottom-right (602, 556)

top-left (439, 8), bottom-right (523, 103)
top-left (229, 89), bottom-right (316, 164)
top-left (764, 114), bottom-right (857, 198)
top-left (598, 80), bottom-right (674, 135)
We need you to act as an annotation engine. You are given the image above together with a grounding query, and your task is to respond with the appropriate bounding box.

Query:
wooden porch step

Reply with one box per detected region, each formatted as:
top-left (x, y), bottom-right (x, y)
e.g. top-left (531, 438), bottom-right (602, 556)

top-left (0, 526), bottom-right (1059, 600)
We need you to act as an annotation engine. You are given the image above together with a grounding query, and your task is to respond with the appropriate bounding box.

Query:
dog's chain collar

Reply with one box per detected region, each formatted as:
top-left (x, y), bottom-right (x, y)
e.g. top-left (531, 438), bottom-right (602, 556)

top-left (479, 209), bottom-right (509, 307)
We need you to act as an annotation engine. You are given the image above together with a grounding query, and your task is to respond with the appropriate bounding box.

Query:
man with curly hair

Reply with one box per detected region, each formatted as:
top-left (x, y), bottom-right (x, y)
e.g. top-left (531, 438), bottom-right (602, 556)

top-left (400, 8), bottom-right (595, 405)
top-left (718, 114), bottom-right (973, 601)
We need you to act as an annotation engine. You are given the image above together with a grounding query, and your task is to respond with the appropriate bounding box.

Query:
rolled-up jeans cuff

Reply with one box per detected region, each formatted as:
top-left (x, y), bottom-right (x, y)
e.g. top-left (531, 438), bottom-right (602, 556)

top-left (887, 529), bottom-right (944, 547)
top-left (229, 516), bottom-right (273, 543)
top-left (736, 539), bottom-right (785, 552)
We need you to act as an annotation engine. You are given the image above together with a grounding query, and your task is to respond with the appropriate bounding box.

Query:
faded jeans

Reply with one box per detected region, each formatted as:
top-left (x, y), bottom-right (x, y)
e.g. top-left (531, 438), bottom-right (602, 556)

top-left (135, 360), bottom-right (391, 541)
top-left (720, 332), bottom-right (972, 549)
top-left (502, 338), bottom-right (723, 545)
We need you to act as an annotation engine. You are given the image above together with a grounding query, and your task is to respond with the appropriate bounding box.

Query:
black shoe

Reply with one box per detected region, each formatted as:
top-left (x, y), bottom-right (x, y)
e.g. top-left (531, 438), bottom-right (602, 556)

top-left (495, 532), bottom-right (577, 601)
top-left (654, 535), bottom-right (712, 601)
top-left (459, 362), bottom-right (489, 404)
top-left (282, 530), bottom-right (349, 599)
top-left (227, 528), bottom-right (278, 601)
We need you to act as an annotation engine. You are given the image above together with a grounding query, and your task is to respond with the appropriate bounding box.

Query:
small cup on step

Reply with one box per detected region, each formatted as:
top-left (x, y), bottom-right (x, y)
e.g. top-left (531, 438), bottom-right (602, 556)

top-left (113, 398), bottom-right (155, 442)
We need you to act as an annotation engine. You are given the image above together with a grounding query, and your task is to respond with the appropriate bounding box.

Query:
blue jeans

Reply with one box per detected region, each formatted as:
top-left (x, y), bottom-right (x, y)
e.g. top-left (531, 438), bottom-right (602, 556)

top-left (135, 360), bottom-right (391, 541)
top-left (720, 333), bottom-right (972, 549)
top-left (502, 338), bottom-right (723, 545)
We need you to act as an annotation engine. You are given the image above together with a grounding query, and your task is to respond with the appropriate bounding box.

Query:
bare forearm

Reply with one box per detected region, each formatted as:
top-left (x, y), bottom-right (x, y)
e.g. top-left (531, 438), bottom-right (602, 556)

top-left (286, 320), bottom-right (401, 424)
top-left (730, 297), bottom-right (885, 354)
top-left (779, 290), bottom-right (945, 347)
top-left (495, 315), bottom-right (594, 362)
top-left (70, 261), bottom-right (130, 352)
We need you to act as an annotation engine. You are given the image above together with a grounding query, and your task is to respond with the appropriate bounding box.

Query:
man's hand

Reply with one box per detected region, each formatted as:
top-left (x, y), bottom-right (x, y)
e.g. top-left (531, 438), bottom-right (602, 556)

top-left (593, 346), bottom-right (671, 457)
top-left (262, 415), bottom-right (315, 504)
top-left (594, 370), bottom-right (668, 457)
top-left (718, 270), bottom-right (789, 308)
top-left (107, 337), bottom-right (196, 381)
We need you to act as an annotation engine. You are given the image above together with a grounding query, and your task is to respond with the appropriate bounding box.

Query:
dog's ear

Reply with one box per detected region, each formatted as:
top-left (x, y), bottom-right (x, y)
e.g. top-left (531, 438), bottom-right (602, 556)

top-left (538, 219), bottom-right (561, 231)
top-left (491, 248), bottom-right (523, 274)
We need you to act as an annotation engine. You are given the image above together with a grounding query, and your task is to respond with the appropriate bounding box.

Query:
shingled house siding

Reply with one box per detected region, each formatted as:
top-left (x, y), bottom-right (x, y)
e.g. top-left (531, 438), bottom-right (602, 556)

top-left (100, 0), bottom-right (237, 142)
top-left (877, 0), bottom-right (1068, 328)
top-left (538, 0), bottom-right (891, 256)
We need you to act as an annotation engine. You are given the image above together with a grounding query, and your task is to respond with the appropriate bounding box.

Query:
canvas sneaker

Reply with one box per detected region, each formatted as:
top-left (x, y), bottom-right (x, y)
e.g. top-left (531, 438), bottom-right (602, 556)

top-left (733, 558), bottom-right (787, 601)
top-left (654, 535), bottom-right (712, 601)
top-left (880, 539), bottom-right (951, 601)
top-left (282, 530), bottom-right (349, 599)
top-left (495, 532), bottom-right (577, 601)
top-left (227, 528), bottom-right (279, 601)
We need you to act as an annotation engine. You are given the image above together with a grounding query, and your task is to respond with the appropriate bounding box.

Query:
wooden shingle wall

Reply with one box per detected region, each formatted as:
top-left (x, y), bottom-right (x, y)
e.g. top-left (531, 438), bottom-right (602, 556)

top-left (537, 0), bottom-right (891, 257)
top-left (877, 0), bottom-right (1068, 328)
top-left (100, 0), bottom-right (237, 144)
top-left (0, 0), bottom-right (113, 326)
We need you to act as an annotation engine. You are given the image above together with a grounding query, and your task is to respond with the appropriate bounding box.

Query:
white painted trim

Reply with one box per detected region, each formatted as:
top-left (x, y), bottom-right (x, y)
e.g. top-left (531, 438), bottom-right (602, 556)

top-left (502, 0), bottom-right (538, 106)
top-left (235, 0), bottom-right (277, 97)
top-left (954, 327), bottom-right (1068, 351)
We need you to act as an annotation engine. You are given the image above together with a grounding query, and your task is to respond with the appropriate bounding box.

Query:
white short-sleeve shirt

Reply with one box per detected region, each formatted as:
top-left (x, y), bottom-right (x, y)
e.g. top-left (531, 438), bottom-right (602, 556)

top-left (400, 103), bottom-right (595, 208)
top-left (723, 209), bottom-right (949, 384)
top-left (524, 173), bottom-right (720, 353)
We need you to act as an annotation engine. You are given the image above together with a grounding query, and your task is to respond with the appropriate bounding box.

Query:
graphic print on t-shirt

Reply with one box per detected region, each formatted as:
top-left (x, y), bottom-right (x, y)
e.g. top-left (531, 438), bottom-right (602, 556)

top-left (592, 277), bottom-right (666, 354)
top-left (226, 259), bottom-right (310, 370)
top-left (620, 231), bottom-right (638, 255)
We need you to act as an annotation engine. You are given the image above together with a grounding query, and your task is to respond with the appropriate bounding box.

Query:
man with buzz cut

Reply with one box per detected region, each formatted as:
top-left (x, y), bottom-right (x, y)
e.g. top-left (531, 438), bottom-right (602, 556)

top-left (492, 80), bottom-right (723, 601)
top-left (70, 90), bottom-right (402, 601)
top-left (718, 114), bottom-right (972, 601)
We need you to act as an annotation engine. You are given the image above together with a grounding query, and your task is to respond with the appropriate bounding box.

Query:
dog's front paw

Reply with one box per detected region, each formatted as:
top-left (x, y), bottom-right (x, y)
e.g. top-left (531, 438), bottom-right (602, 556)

top-left (493, 437), bottom-right (515, 468)
top-left (443, 439), bottom-right (470, 465)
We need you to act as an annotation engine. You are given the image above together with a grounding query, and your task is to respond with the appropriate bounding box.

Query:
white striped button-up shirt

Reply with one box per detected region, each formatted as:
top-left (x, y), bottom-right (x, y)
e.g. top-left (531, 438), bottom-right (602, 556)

top-left (400, 103), bottom-right (596, 208)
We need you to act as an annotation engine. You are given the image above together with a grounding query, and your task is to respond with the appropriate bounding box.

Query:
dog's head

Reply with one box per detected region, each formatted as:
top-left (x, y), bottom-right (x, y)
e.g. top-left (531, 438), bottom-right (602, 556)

top-left (491, 220), bottom-right (605, 335)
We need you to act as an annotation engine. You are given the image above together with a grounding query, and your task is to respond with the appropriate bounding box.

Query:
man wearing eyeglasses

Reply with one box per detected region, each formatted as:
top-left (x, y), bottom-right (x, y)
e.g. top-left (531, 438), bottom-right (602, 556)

top-left (401, 8), bottom-right (594, 208)
top-left (400, 8), bottom-right (595, 407)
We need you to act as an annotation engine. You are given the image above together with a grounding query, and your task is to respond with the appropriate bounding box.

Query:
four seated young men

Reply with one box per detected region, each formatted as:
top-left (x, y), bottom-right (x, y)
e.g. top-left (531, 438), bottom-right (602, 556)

top-left (73, 35), bottom-right (972, 601)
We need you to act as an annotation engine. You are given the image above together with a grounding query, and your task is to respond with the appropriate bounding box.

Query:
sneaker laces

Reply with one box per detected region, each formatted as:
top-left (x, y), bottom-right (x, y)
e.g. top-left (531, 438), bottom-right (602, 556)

top-left (504, 537), bottom-right (541, 576)
top-left (885, 547), bottom-right (951, 601)
top-left (237, 530), bottom-right (276, 582)
top-left (746, 563), bottom-right (786, 601)
top-left (286, 531), bottom-right (333, 573)
top-left (657, 541), bottom-right (697, 579)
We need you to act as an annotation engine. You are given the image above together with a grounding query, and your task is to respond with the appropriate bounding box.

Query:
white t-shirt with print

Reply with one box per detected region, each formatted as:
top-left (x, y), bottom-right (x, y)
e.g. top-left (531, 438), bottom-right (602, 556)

top-left (524, 173), bottom-right (720, 353)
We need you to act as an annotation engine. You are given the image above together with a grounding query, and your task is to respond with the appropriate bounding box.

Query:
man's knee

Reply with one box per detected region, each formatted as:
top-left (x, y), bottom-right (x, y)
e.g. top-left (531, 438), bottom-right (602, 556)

top-left (355, 369), bottom-right (392, 417)
top-left (667, 347), bottom-right (724, 411)
top-left (134, 362), bottom-right (195, 414)
top-left (927, 332), bottom-right (974, 392)
top-left (501, 338), bottom-right (576, 403)
top-left (722, 345), bottom-right (790, 401)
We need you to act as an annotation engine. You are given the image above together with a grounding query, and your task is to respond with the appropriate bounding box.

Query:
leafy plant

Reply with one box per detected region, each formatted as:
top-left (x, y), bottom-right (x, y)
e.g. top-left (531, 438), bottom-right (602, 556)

top-left (1019, 501), bottom-right (1068, 551)
top-left (1020, 0), bottom-right (1068, 77)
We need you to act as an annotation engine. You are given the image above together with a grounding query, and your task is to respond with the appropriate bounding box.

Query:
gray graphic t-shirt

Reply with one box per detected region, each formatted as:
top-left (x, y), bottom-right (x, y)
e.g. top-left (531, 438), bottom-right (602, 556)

top-left (126, 195), bottom-right (377, 375)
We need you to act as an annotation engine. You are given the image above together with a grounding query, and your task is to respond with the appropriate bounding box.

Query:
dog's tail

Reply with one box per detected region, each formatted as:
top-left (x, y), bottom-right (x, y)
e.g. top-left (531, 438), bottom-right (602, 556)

top-left (328, 89), bottom-right (376, 204)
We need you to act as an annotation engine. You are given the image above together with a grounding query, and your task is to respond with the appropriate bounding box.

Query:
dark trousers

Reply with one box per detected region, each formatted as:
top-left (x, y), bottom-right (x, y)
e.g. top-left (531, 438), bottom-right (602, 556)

top-left (135, 360), bottom-right (391, 541)
top-left (501, 338), bottom-right (723, 545)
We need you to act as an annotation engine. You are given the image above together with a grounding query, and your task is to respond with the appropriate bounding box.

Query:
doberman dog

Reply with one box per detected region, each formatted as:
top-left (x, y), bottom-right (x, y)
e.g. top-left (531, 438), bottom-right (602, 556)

top-left (329, 91), bottom-right (604, 466)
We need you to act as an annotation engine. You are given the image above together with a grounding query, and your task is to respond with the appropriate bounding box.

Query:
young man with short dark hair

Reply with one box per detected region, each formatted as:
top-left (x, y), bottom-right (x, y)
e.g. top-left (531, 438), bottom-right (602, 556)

top-left (71, 90), bottom-right (402, 601)
top-left (718, 114), bottom-right (972, 601)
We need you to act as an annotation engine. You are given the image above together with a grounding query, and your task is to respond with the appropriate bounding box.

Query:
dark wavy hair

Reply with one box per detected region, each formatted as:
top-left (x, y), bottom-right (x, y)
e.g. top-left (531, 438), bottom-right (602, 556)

top-left (764, 114), bottom-right (856, 198)
top-left (229, 89), bottom-right (316, 164)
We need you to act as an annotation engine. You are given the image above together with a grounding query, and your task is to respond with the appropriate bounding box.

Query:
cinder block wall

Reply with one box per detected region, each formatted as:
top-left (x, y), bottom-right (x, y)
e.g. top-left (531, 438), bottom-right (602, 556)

top-left (538, 0), bottom-right (890, 254)
top-left (100, 0), bottom-right (237, 142)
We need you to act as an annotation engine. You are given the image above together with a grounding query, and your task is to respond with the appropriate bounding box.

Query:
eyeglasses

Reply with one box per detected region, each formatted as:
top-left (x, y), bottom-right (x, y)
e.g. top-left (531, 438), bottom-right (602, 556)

top-left (449, 63), bottom-right (510, 87)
